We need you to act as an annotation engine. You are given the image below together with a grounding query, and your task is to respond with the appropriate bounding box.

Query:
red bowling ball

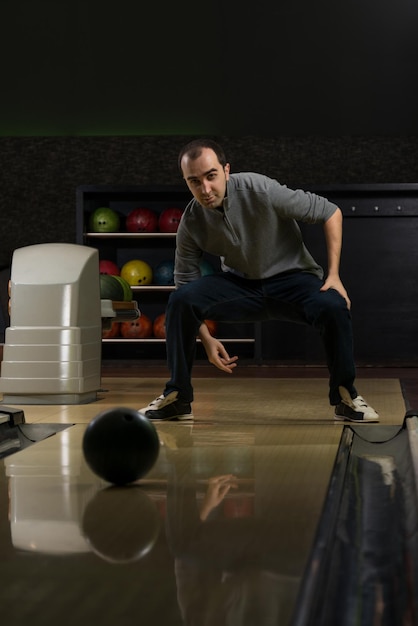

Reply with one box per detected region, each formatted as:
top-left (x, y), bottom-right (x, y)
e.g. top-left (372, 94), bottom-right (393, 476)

top-left (126, 208), bottom-right (159, 233)
top-left (99, 259), bottom-right (120, 275)
top-left (153, 313), bottom-right (166, 339)
top-left (204, 319), bottom-right (218, 335)
top-left (159, 208), bottom-right (183, 233)
top-left (120, 315), bottom-right (153, 338)
top-left (102, 321), bottom-right (120, 339)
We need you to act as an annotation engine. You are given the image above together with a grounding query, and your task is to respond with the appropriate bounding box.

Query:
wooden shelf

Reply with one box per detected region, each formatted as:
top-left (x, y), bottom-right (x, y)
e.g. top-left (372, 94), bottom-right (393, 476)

top-left (103, 338), bottom-right (256, 343)
top-left (86, 232), bottom-right (176, 238)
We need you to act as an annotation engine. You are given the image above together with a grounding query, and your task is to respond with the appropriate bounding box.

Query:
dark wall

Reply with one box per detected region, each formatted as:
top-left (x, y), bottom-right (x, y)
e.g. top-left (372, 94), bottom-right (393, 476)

top-left (2, 134), bottom-right (418, 269)
top-left (1, 0), bottom-right (417, 265)
top-left (2, 1), bottom-right (418, 136)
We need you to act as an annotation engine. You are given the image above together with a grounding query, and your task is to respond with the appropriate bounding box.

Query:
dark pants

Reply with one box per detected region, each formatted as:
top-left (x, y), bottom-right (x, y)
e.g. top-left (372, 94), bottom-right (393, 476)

top-left (164, 271), bottom-right (357, 405)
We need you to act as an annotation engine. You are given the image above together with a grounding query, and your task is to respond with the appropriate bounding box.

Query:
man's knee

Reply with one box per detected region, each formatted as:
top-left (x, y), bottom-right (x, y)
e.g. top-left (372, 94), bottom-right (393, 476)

top-left (306, 289), bottom-right (349, 328)
top-left (167, 283), bottom-right (209, 321)
top-left (324, 288), bottom-right (348, 310)
top-left (167, 290), bottom-right (189, 318)
top-left (319, 290), bottom-right (351, 326)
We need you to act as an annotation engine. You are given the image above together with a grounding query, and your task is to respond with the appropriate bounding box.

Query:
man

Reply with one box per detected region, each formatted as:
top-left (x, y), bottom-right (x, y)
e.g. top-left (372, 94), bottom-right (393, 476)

top-left (140, 139), bottom-right (378, 423)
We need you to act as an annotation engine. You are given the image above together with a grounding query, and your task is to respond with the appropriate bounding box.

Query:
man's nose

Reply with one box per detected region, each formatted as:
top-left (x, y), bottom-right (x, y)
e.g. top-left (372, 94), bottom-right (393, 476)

top-left (201, 179), bottom-right (211, 194)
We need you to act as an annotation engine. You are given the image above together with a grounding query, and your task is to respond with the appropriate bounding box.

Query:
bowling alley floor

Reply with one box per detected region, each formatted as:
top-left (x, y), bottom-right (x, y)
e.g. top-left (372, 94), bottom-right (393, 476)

top-left (1, 363), bottom-right (418, 626)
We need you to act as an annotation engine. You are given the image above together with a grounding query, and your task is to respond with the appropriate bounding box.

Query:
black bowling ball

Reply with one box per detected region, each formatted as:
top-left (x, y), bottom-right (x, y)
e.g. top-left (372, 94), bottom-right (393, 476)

top-left (82, 407), bottom-right (160, 485)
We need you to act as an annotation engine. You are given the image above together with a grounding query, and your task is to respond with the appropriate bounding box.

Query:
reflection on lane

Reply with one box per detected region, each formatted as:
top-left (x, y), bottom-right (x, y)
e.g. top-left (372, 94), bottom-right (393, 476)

top-left (3, 422), bottom-right (336, 626)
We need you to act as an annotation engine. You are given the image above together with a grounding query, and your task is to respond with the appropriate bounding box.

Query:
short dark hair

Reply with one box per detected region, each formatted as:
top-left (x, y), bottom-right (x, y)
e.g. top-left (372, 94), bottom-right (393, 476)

top-left (178, 139), bottom-right (227, 175)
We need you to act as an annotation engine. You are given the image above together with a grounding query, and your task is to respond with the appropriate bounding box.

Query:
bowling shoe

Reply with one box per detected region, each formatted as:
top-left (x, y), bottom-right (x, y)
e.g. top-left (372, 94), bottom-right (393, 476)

top-left (334, 386), bottom-right (379, 422)
top-left (139, 391), bottom-right (193, 421)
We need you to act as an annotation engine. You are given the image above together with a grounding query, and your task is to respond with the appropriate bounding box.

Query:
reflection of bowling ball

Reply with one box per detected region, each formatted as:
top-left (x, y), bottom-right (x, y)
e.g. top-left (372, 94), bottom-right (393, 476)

top-left (154, 260), bottom-right (175, 286)
top-left (126, 208), bottom-right (158, 233)
top-left (120, 314), bottom-right (153, 338)
top-left (99, 259), bottom-right (120, 275)
top-left (153, 313), bottom-right (166, 338)
top-left (120, 259), bottom-right (153, 286)
top-left (159, 208), bottom-right (183, 233)
top-left (82, 485), bottom-right (161, 563)
top-left (82, 407), bottom-right (160, 485)
top-left (224, 496), bottom-right (254, 519)
top-left (89, 207), bottom-right (120, 233)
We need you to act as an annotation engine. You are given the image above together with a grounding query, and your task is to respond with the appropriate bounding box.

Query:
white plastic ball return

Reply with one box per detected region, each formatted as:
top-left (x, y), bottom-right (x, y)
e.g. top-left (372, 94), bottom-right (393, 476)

top-left (0, 243), bottom-right (139, 405)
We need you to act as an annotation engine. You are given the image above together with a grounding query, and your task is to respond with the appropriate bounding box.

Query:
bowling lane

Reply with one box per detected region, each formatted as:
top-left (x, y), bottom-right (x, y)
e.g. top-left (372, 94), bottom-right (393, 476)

top-left (0, 422), bottom-right (342, 626)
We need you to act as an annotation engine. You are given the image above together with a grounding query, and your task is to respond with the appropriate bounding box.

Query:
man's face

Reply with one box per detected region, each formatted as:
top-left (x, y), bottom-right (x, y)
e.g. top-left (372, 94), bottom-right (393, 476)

top-left (181, 147), bottom-right (230, 210)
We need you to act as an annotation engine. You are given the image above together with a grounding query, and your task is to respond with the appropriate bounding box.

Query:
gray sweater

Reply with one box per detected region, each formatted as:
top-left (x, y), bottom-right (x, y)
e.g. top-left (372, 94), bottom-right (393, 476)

top-left (174, 172), bottom-right (339, 286)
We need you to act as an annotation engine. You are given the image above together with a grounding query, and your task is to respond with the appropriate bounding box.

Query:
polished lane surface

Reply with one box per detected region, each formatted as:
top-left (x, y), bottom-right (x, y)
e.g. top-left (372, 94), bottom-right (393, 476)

top-left (0, 421), bottom-right (342, 626)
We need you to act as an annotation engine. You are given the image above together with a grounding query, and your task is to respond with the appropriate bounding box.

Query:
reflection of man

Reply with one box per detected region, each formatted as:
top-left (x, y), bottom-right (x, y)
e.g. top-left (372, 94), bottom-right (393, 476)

top-left (163, 434), bottom-right (300, 625)
top-left (199, 475), bottom-right (238, 521)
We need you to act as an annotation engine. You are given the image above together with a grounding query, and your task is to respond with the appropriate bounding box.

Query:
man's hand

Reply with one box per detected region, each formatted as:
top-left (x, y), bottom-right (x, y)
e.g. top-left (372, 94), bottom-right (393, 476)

top-left (320, 274), bottom-right (351, 310)
top-left (199, 323), bottom-right (239, 373)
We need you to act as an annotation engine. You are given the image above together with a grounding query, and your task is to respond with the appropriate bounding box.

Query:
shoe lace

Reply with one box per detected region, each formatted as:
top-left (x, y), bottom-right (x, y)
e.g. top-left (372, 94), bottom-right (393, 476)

top-left (149, 395), bottom-right (164, 407)
top-left (354, 396), bottom-right (368, 407)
